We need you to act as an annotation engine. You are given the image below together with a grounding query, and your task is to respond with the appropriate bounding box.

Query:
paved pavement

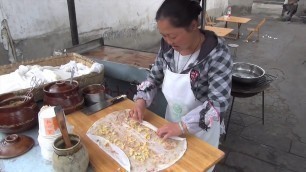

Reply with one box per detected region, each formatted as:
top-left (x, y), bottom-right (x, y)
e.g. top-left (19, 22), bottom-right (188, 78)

top-left (214, 3), bottom-right (306, 172)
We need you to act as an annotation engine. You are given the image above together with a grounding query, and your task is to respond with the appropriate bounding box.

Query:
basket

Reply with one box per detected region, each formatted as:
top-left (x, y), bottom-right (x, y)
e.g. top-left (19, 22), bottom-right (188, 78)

top-left (0, 53), bottom-right (104, 101)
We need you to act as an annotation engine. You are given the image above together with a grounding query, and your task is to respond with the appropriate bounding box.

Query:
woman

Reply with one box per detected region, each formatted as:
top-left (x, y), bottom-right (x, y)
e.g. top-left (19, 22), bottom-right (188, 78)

top-left (281, 0), bottom-right (299, 21)
top-left (130, 0), bottom-right (232, 168)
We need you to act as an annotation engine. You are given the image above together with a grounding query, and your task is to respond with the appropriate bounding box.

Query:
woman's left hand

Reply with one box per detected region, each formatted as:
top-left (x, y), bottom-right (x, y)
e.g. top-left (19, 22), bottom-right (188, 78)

top-left (156, 122), bottom-right (182, 140)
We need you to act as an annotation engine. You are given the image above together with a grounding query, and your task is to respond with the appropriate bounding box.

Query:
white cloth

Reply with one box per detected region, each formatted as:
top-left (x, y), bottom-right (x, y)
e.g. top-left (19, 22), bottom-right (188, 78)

top-left (60, 61), bottom-right (103, 75)
top-left (60, 61), bottom-right (78, 72)
top-left (161, 68), bottom-right (220, 172)
top-left (0, 61), bottom-right (104, 95)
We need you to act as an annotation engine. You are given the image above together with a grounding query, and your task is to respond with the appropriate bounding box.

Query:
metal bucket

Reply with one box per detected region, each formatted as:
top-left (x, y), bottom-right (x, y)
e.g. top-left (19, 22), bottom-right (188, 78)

top-left (82, 84), bottom-right (105, 106)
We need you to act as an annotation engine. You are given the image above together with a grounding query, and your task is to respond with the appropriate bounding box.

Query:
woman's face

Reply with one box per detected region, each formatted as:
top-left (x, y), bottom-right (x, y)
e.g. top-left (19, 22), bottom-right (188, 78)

top-left (157, 18), bottom-right (197, 52)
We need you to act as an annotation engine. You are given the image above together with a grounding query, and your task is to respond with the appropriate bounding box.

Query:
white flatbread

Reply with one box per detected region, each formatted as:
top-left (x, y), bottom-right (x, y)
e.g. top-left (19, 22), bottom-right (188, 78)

top-left (87, 109), bottom-right (187, 172)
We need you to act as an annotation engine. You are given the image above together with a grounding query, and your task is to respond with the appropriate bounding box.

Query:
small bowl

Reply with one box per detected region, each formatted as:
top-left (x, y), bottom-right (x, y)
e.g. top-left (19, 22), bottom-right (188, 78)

top-left (232, 62), bottom-right (265, 84)
top-left (82, 84), bottom-right (105, 106)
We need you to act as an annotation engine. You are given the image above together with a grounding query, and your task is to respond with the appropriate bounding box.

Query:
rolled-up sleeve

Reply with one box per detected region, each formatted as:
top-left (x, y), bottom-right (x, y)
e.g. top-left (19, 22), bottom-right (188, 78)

top-left (133, 48), bottom-right (165, 107)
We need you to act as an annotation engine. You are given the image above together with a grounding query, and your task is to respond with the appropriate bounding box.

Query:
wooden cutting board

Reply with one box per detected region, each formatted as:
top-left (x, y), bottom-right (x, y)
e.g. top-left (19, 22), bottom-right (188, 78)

top-left (67, 99), bottom-right (224, 172)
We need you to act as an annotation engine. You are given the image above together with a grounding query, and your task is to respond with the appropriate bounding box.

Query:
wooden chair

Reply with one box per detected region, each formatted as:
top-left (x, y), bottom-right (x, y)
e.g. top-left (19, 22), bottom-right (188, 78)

top-left (205, 13), bottom-right (216, 26)
top-left (245, 18), bottom-right (266, 42)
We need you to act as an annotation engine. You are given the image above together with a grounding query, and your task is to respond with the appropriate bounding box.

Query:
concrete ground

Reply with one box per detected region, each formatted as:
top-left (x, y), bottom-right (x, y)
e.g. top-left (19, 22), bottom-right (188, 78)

top-left (214, 3), bottom-right (306, 172)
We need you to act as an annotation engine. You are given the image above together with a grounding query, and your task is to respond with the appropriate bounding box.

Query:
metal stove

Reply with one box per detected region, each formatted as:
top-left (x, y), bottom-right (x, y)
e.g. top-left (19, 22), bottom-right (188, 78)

top-left (224, 74), bottom-right (276, 141)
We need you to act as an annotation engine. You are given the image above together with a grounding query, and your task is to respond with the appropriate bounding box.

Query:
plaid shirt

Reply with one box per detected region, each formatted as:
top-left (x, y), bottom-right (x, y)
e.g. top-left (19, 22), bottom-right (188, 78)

top-left (134, 30), bottom-right (232, 133)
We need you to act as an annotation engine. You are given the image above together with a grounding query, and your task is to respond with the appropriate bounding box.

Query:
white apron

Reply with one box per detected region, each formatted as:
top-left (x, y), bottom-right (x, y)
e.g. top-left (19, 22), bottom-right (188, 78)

top-left (161, 68), bottom-right (220, 148)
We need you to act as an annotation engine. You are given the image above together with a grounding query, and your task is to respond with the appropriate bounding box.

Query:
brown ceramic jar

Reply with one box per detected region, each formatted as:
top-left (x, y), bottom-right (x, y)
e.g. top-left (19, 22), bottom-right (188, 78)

top-left (0, 93), bottom-right (39, 134)
top-left (43, 80), bottom-right (84, 114)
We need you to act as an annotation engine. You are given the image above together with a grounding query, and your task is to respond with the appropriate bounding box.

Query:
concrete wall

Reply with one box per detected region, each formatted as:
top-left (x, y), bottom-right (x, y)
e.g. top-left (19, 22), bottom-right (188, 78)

top-left (0, 0), bottom-right (163, 65)
top-left (0, 0), bottom-right (227, 65)
top-left (206, 0), bottom-right (229, 17)
top-left (229, 0), bottom-right (254, 15)
top-left (0, 0), bottom-right (162, 42)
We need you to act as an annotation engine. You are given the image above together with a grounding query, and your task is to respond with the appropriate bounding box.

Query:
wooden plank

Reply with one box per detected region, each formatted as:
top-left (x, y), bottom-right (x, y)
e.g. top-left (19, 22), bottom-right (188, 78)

top-left (67, 99), bottom-right (225, 172)
top-left (216, 16), bottom-right (251, 24)
top-left (82, 46), bottom-right (156, 69)
top-left (205, 26), bottom-right (234, 37)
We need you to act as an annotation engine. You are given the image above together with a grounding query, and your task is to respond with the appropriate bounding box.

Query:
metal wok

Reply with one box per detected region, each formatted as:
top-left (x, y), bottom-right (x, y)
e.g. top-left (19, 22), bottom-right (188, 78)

top-left (232, 62), bottom-right (265, 84)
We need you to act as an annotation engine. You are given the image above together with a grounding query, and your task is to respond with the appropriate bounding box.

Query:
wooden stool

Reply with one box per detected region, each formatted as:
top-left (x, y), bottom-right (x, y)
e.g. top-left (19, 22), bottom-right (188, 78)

top-left (245, 18), bottom-right (266, 42)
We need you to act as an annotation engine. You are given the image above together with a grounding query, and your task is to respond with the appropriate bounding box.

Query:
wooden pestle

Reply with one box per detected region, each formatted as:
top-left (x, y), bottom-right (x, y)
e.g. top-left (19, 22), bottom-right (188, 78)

top-left (54, 106), bottom-right (72, 148)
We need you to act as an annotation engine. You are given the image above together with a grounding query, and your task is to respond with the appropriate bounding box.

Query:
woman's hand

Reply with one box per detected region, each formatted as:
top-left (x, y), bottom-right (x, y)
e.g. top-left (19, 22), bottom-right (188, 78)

top-left (129, 99), bottom-right (146, 122)
top-left (156, 122), bottom-right (182, 140)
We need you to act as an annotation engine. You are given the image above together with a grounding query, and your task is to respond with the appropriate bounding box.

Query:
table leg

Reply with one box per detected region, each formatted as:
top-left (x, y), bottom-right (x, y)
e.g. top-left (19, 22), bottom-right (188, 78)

top-left (262, 91), bottom-right (265, 125)
top-left (224, 97), bottom-right (235, 141)
top-left (237, 23), bottom-right (242, 39)
top-left (225, 21), bottom-right (228, 28)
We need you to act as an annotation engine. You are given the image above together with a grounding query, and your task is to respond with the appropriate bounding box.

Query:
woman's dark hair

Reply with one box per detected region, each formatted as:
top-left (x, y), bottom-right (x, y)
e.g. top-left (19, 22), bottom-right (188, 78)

top-left (155, 0), bottom-right (202, 28)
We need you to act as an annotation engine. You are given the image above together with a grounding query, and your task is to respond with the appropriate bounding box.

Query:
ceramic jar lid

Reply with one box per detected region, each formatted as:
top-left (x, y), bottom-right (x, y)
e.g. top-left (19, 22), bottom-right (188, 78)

top-left (46, 81), bottom-right (76, 93)
top-left (0, 134), bottom-right (34, 159)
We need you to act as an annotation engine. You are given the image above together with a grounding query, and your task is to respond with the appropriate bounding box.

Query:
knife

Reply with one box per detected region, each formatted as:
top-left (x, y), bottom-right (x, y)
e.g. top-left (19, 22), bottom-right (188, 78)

top-left (81, 95), bottom-right (127, 115)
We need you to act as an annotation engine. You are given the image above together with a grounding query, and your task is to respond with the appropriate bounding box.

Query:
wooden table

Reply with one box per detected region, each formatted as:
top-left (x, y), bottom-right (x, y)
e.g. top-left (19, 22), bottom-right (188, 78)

top-left (67, 99), bottom-right (225, 172)
top-left (205, 26), bottom-right (234, 37)
top-left (216, 16), bottom-right (251, 39)
top-left (82, 46), bottom-right (156, 69)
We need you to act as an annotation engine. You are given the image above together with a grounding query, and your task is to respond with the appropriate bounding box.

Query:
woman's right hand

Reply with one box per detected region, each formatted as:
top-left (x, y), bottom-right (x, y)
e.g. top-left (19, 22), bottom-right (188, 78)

top-left (129, 99), bottom-right (146, 122)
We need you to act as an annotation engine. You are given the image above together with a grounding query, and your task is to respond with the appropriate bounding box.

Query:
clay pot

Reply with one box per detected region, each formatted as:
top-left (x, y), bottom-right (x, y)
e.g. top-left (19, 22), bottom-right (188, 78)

top-left (81, 84), bottom-right (105, 106)
top-left (0, 93), bottom-right (39, 134)
top-left (52, 134), bottom-right (89, 172)
top-left (43, 80), bottom-right (84, 114)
